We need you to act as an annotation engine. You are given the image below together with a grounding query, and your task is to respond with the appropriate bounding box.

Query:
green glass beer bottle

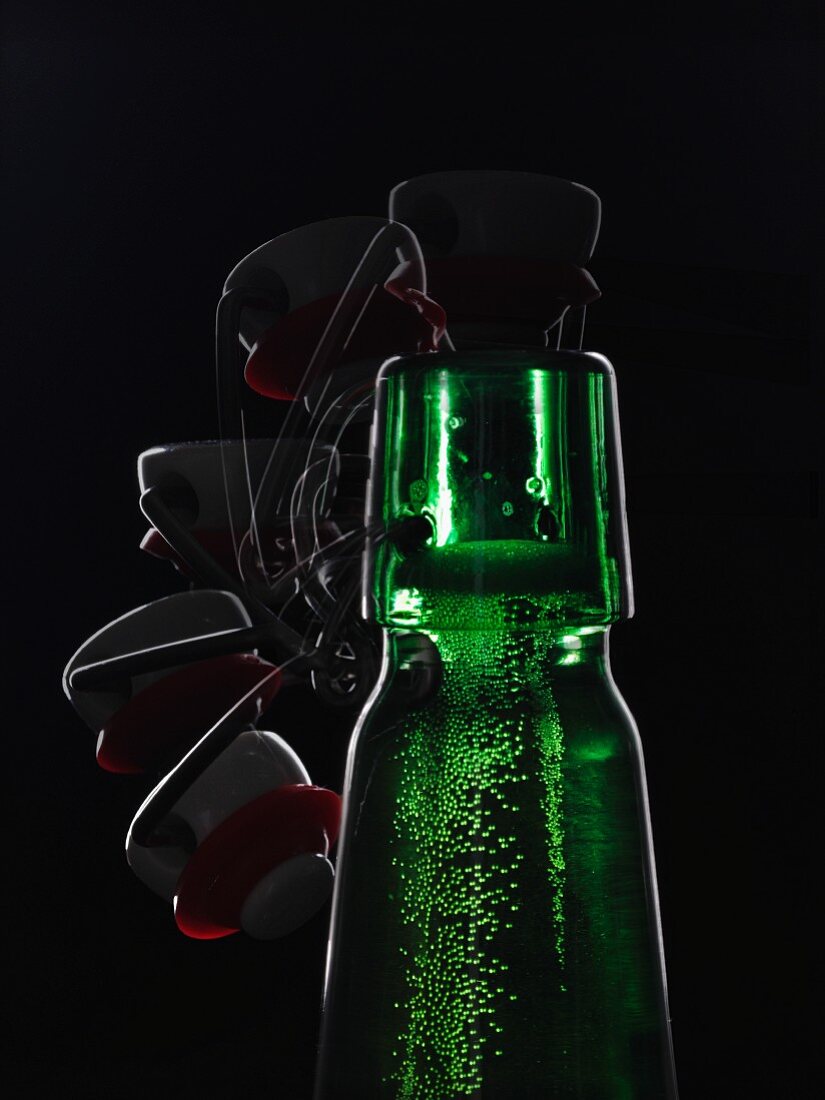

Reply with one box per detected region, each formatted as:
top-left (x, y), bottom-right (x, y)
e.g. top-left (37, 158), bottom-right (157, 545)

top-left (314, 175), bottom-right (678, 1099)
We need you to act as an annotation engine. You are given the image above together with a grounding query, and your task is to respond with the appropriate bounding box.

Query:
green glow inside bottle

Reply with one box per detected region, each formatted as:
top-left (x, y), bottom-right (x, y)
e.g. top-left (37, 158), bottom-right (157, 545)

top-left (315, 349), bottom-right (678, 1099)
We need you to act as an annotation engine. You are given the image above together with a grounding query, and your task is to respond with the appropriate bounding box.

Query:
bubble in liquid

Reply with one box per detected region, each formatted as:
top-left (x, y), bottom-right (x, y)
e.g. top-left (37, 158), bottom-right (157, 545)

top-left (410, 478), bottom-right (428, 502)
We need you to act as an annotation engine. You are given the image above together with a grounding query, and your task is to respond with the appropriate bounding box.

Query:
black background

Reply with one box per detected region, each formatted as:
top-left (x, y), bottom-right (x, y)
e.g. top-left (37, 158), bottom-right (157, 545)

top-left (3, 6), bottom-right (821, 1098)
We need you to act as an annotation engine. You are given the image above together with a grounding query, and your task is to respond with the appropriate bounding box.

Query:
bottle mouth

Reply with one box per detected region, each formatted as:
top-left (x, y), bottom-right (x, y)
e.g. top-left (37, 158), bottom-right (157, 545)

top-left (377, 347), bottom-right (614, 381)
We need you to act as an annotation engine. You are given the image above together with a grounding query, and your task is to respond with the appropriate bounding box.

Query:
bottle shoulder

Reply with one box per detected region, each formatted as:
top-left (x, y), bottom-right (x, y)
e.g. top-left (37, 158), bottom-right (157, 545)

top-left (350, 649), bottom-right (643, 766)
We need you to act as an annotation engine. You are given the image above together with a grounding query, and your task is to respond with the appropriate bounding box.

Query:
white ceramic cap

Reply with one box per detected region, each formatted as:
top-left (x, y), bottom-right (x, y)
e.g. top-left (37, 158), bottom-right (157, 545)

top-left (223, 218), bottom-right (422, 351)
top-left (138, 438), bottom-right (334, 530)
top-left (126, 727), bottom-right (310, 903)
top-left (225, 217), bottom-right (401, 310)
top-left (63, 589), bottom-right (252, 731)
top-left (239, 852), bottom-right (335, 939)
top-left (389, 170), bottom-right (601, 265)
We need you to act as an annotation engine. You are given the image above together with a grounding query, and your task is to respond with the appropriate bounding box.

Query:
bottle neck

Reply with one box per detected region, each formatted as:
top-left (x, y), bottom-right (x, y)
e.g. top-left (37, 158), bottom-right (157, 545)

top-left (388, 624), bottom-right (613, 687)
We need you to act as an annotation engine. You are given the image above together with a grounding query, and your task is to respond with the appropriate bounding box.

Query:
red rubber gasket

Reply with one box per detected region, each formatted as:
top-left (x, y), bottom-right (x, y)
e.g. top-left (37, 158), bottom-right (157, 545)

top-left (423, 256), bottom-right (601, 321)
top-left (173, 784), bottom-right (342, 940)
top-left (96, 655), bottom-right (280, 774)
top-left (244, 287), bottom-right (441, 401)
